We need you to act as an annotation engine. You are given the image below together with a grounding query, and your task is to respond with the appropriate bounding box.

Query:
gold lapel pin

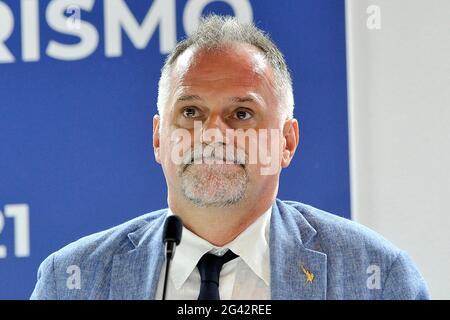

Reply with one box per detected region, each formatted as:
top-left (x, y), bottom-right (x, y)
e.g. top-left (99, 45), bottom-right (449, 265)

top-left (301, 265), bottom-right (315, 284)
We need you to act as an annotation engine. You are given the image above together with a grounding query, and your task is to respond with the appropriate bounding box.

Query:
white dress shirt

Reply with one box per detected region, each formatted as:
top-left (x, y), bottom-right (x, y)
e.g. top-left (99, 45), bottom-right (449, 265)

top-left (155, 206), bottom-right (272, 300)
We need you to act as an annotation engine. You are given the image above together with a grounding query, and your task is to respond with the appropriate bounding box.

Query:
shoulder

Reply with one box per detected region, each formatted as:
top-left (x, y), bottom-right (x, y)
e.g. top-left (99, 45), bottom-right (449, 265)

top-left (280, 199), bottom-right (399, 258)
top-left (30, 209), bottom-right (167, 299)
top-left (278, 199), bottom-right (430, 299)
top-left (54, 209), bottom-right (166, 263)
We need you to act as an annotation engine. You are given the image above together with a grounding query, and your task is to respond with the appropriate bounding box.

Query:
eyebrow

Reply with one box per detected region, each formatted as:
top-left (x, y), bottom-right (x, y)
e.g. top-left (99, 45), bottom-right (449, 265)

top-left (176, 94), bottom-right (203, 102)
top-left (231, 96), bottom-right (256, 104)
top-left (176, 95), bottom-right (259, 104)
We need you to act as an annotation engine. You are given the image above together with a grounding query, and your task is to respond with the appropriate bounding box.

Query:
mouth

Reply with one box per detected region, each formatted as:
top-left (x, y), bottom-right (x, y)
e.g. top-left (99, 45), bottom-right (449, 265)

top-left (182, 160), bottom-right (246, 173)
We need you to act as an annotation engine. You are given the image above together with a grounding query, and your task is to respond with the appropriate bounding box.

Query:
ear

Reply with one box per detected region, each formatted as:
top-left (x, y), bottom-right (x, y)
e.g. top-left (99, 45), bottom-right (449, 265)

top-left (281, 118), bottom-right (299, 168)
top-left (153, 114), bottom-right (161, 164)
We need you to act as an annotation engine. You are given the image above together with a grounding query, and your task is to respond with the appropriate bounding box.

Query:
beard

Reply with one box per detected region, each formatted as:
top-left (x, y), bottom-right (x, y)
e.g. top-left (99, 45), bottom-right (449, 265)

top-left (178, 143), bottom-right (249, 208)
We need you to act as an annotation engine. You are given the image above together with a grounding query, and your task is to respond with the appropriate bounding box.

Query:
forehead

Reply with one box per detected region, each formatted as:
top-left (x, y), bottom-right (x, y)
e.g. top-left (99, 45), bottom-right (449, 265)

top-left (171, 43), bottom-right (276, 96)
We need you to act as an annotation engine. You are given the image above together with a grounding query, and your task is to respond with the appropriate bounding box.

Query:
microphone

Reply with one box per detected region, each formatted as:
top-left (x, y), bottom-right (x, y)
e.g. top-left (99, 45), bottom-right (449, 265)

top-left (162, 215), bottom-right (183, 300)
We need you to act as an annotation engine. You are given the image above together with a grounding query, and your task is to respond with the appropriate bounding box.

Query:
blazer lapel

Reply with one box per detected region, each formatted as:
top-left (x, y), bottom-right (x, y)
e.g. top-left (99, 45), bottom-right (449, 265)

top-left (270, 199), bottom-right (327, 300)
top-left (109, 213), bottom-right (166, 300)
top-left (109, 200), bottom-right (328, 300)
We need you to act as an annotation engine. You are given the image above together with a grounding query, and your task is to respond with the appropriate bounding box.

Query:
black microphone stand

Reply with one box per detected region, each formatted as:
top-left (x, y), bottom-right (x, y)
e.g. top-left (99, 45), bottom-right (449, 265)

top-left (162, 240), bottom-right (176, 300)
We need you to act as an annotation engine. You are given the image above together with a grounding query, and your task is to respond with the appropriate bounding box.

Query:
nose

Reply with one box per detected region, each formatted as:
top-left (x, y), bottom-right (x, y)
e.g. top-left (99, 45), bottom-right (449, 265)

top-left (200, 113), bottom-right (230, 145)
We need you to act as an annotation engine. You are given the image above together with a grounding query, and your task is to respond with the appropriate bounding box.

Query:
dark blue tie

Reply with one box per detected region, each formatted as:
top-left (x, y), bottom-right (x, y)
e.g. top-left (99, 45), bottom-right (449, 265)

top-left (197, 249), bottom-right (238, 300)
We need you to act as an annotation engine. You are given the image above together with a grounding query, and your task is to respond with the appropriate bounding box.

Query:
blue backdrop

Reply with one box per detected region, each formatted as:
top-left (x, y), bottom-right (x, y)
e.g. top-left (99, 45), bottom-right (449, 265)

top-left (0, 0), bottom-right (349, 299)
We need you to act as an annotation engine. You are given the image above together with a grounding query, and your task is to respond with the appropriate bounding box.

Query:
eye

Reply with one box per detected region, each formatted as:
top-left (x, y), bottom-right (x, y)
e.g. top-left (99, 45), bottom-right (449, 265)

top-left (182, 107), bottom-right (200, 118)
top-left (234, 109), bottom-right (253, 120)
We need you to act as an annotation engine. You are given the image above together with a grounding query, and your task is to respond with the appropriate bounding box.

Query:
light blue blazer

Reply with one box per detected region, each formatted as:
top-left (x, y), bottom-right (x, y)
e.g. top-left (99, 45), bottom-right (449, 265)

top-left (30, 199), bottom-right (430, 299)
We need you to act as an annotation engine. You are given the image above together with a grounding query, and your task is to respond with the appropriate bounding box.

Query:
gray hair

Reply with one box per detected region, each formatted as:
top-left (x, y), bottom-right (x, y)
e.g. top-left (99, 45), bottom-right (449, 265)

top-left (157, 15), bottom-right (294, 124)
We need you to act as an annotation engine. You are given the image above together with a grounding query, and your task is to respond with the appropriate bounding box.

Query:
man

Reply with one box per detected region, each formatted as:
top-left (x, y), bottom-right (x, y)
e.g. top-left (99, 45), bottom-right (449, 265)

top-left (31, 15), bottom-right (429, 300)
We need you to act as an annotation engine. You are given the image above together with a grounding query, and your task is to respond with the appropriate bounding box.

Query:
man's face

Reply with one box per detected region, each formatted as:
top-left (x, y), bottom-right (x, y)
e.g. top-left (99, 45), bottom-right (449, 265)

top-left (154, 43), bottom-right (294, 208)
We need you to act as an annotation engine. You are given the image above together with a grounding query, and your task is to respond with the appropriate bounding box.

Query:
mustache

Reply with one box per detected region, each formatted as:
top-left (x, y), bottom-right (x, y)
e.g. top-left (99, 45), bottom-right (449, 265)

top-left (182, 143), bottom-right (247, 167)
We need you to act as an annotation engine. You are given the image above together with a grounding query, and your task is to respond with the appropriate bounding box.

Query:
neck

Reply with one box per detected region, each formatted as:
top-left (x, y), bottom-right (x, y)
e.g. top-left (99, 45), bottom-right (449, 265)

top-left (168, 194), bottom-right (275, 247)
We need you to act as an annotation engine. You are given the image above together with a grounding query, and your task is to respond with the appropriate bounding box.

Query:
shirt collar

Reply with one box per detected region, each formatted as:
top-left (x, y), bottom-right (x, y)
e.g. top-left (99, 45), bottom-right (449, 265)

top-left (167, 206), bottom-right (272, 290)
